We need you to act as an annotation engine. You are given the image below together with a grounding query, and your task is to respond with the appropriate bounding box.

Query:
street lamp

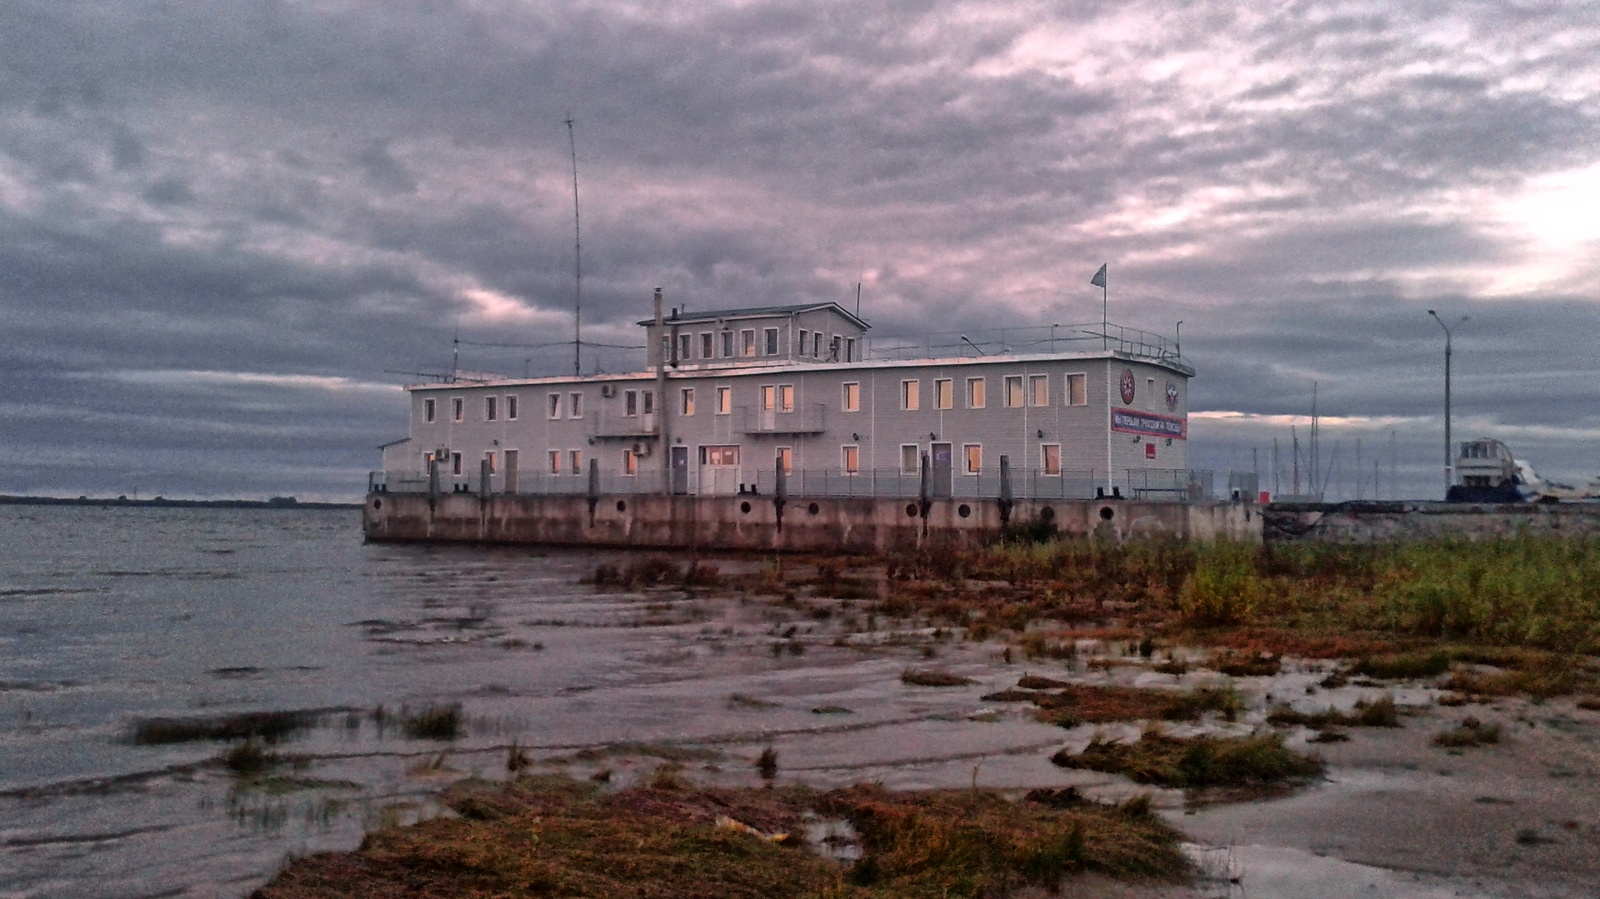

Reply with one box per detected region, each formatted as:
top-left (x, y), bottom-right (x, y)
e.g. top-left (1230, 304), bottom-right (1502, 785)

top-left (1427, 310), bottom-right (1469, 496)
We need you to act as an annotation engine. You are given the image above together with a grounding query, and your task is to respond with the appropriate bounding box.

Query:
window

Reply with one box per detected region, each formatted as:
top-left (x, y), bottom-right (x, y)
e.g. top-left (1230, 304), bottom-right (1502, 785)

top-left (622, 449), bottom-right (637, 475)
top-left (798, 329), bottom-right (809, 355)
top-left (901, 379), bottom-right (920, 411)
top-left (741, 329), bottom-right (756, 357)
top-left (1147, 377), bottom-right (1157, 410)
top-left (721, 331), bottom-right (734, 357)
top-left (764, 327), bottom-right (779, 355)
top-left (846, 338), bottom-right (857, 362)
top-left (625, 390), bottom-right (638, 416)
top-left (716, 386), bottom-right (732, 414)
top-left (452, 452), bottom-right (463, 476)
top-left (967, 377), bottom-right (985, 409)
top-left (703, 445), bottom-right (740, 466)
top-left (485, 451), bottom-right (496, 474)
top-left (843, 382), bottom-right (860, 412)
top-left (569, 450), bottom-right (582, 474)
top-left (548, 450), bottom-right (560, 474)
top-left (842, 445), bottom-right (859, 474)
top-left (452, 397), bottom-right (464, 421)
top-left (1041, 444), bottom-right (1061, 476)
top-left (934, 379), bottom-right (953, 410)
top-left (548, 393), bottom-right (562, 419)
top-left (701, 333), bottom-right (714, 358)
top-left (678, 334), bottom-right (692, 362)
top-left (1004, 376), bottom-right (1023, 408)
top-left (812, 332), bottom-right (821, 358)
top-left (681, 387), bottom-right (695, 416)
top-left (485, 397), bottom-right (498, 421)
top-left (569, 392), bottom-right (583, 418)
top-left (776, 447), bottom-right (793, 475)
top-left (901, 445), bottom-right (920, 474)
top-left (761, 385), bottom-right (776, 412)
top-left (830, 335), bottom-right (841, 360)
top-left (424, 398), bottom-right (436, 422)
top-left (964, 444), bottom-right (982, 475)
top-left (1029, 374), bottom-right (1049, 407)
top-left (506, 395), bottom-right (518, 420)
top-left (779, 384), bottom-right (794, 413)
top-left (642, 390), bottom-right (654, 415)
top-left (1065, 373), bottom-right (1087, 406)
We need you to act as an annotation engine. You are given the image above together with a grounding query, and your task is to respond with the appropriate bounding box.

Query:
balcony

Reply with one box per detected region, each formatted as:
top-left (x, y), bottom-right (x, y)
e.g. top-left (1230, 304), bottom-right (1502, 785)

top-left (585, 411), bottom-right (660, 441)
top-left (736, 403), bottom-right (828, 436)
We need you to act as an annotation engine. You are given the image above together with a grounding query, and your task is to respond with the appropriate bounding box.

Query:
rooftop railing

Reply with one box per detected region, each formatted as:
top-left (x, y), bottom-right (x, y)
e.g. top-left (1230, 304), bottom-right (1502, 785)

top-left (866, 321), bottom-right (1187, 368)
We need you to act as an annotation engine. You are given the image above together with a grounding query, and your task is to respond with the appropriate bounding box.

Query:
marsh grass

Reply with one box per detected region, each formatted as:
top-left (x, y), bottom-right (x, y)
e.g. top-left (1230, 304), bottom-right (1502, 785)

top-left (1266, 695), bottom-right (1401, 729)
top-left (900, 669), bottom-right (974, 687)
top-left (255, 775), bottom-right (1188, 899)
top-left (402, 704), bottom-right (463, 741)
top-left (983, 681), bottom-right (1241, 727)
top-left (130, 709), bottom-right (321, 745)
top-left (1435, 718), bottom-right (1503, 748)
top-left (1052, 729), bottom-right (1323, 789)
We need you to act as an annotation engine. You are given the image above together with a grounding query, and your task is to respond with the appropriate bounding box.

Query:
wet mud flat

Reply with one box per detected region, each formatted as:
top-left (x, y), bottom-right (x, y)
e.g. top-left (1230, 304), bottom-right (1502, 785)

top-left (6, 524), bottom-right (1600, 898)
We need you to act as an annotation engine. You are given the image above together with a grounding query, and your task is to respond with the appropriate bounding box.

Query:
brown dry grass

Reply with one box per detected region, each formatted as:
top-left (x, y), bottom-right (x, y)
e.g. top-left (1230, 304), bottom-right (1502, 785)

top-left (982, 681), bottom-right (1241, 728)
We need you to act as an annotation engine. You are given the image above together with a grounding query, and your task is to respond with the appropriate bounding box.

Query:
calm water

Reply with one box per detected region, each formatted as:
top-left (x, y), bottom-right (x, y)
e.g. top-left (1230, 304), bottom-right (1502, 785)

top-left (0, 505), bottom-right (1045, 899)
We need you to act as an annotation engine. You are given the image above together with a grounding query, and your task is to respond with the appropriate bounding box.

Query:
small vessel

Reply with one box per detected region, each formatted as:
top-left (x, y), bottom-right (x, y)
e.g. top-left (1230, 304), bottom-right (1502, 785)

top-left (1449, 437), bottom-right (1597, 502)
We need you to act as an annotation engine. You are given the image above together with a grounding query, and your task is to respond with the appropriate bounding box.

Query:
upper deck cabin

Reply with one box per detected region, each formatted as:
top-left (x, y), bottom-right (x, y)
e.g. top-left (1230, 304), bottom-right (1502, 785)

top-left (641, 302), bottom-right (870, 370)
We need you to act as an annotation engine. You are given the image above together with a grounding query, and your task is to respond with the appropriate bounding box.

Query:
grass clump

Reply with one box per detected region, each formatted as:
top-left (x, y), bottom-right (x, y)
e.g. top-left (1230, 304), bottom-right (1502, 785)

top-left (1177, 541), bottom-right (1263, 626)
top-left (1352, 651), bottom-right (1451, 680)
top-left (255, 775), bottom-right (1188, 899)
top-left (129, 709), bottom-right (320, 745)
top-left (401, 704), bottom-right (463, 741)
top-left (900, 669), bottom-right (975, 687)
top-left (220, 739), bottom-right (276, 777)
top-left (983, 680), bottom-right (1241, 727)
top-left (1266, 695), bottom-right (1401, 729)
top-left (1052, 729), bottom-right (1323, 789)
top-left (1435, 718), bottom-right (1502, 748)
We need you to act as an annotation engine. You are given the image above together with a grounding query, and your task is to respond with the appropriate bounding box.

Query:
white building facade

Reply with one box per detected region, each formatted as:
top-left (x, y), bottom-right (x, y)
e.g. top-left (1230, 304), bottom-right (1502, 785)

top-left (373, 301), bottom-right (1197, 501)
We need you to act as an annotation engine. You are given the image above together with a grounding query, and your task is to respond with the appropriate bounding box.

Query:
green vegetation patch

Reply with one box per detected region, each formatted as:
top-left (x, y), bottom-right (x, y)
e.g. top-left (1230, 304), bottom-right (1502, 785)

top-left (255, 774), bottom-right (1187, 899)
top-left (1266, 695), bottom-right (1401, 729)
top-left (983, 680), bottom-right (1241, 728)
top-left (1052, 729), bottom-right (1324, 790)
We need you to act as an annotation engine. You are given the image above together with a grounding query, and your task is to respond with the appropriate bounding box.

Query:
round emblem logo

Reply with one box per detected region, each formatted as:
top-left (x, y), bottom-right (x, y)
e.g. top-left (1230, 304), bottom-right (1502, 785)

top-left (1165, 381), bottom-right (1180, 411)
top-left (1119, 369), bottom-right (1136, 405)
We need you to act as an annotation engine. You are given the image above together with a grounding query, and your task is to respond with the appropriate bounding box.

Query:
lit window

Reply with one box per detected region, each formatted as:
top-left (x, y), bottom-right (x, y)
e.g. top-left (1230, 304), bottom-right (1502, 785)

top-left (569, 450), bottom-right (582, 474)
top-left (716, 386), bottom-right (732, 414)
top-left (964, 444), bottom-right (982, 474)
top-left (703, 445), bottom-right (740, 466)
top-left (569, 392), bottom-right (582, 418)
top-left (966, 378), bottom-right (985, 409)
top-left (842, 445), bottom-right (859, 474)
top-left (741, 330), bottom-right (756, 357)
top-left (506, 395), bottom-right (518, 420)
top-left (902, 379), bottom-right (919, 411)
top-left (764, 328), bottom-right (779, 355)
top-left (1066, 373), bottom-right (1087, 406)
top-left (776, 447), bottom-right (792, 474)
top-left (424, 398), bottom-right (436, 422)
top-left (1030, 374), bottom-right (1048, 407)
top-left (779, 384), bottom-right (794, 413)
top-left (681, 388), bottom-right (695, 416)
top-left (901, 445), bottom-right (920, 474)
top-left (485, 452), bottom-right (496, 474)
top-left (1042, 444), bottom-right (1061, 476)
top-left (1004, 376), bottom-right (1023, 408)
top-left (761, 385), bottom-right (776, 411)
top-left (843, 382), bottom-right (860, 412)
top-left (934, 379), bottom-right (952, 410)
top-left (452, 397), bottom-right (463, 421)
top-left (548, 393), bottom-right (562, 419)
top-left (622, 450), bottom-right (637, 475)
top-left (548, 450), bottom-right (560, 474)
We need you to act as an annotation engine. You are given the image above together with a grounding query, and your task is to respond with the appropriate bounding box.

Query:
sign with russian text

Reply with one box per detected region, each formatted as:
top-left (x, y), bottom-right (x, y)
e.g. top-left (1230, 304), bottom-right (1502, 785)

top-left (1111, 408), bottom-right (1187, 439)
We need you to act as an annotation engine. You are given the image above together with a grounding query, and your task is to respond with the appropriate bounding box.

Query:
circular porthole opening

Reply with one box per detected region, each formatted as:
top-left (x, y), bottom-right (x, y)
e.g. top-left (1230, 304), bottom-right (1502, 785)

top-left (1040, 506), bottom-right (1055, 522)
top-left (616, 500), bottom-right (627, 513)
top-left (1099, 506), bottom-right (1115, 521)
top-left (741, 501), bottom-right (752, 514)
top-left (905, 503), bottom-right (919, 517)
top-left (372, 498), bottom-right (382, 510)
top-left (808, 502), bottom-right (820, 515)
top-left (957, 503), bottom-right (971, 518)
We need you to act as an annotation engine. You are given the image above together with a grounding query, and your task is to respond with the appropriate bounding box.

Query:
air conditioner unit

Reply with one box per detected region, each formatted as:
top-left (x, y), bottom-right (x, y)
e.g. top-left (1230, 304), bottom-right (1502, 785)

top-left (600, 384), bottom-right (616, 398)
top-left (632, 442), bottom-right (649, 457)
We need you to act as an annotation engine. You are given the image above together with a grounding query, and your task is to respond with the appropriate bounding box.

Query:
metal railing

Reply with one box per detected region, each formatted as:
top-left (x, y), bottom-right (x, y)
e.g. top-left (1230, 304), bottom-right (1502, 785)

top-left (1125, 468), bottom-right (1213, 501)
top-left (866, 321), bottom-right (1187, 368)
top-left (735, 402), bottom-right (828, 435)
top-left (748, 467), bottom-right (1102, 500)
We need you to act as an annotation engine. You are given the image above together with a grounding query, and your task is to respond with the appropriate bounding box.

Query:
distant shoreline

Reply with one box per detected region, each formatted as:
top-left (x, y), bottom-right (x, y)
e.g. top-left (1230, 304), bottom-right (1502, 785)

top-left (0, 495), bottom-right (359, 510)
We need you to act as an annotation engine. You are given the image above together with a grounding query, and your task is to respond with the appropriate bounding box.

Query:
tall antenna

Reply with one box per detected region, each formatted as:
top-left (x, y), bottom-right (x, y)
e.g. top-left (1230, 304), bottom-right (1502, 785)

top-left (565, 115), bottom-right (583, 378)
top-left (451, 319), bottom-right (460, 381)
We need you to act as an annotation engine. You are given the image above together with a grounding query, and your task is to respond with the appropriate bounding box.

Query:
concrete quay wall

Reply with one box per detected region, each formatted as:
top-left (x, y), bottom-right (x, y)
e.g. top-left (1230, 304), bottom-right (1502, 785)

top-left (362, 492), bottom-right (1263, 552)
top-left (1264, 501), bottom-right (1600, 544)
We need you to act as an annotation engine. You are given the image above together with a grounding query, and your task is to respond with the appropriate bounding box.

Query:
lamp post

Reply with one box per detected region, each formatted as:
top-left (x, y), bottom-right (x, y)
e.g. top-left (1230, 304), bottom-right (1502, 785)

top-left (1427, 310), bottom-right (1469, 496)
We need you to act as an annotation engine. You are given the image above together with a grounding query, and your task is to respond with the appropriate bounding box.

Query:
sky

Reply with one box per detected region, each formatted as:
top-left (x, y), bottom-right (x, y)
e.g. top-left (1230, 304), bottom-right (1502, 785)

top-left (3, 0), bottom-right (1599, 502)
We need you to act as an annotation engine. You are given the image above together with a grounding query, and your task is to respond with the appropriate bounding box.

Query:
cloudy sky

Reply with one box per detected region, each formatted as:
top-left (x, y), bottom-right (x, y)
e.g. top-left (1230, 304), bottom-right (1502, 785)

top-left (3, 0), bottom-right (1598, 501)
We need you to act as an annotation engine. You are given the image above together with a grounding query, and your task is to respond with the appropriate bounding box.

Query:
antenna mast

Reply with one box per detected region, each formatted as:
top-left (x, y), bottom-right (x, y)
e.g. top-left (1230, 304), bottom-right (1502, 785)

top-left (565, 115), bottom-right (583, 377)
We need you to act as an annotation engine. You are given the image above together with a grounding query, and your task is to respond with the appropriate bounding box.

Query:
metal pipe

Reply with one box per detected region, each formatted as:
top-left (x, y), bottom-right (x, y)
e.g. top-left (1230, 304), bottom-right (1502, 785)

top-left (1428, 310), bottom-right (1469, 496)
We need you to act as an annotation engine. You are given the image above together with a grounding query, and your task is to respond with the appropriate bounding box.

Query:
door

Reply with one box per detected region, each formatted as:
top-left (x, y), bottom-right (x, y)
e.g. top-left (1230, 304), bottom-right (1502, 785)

top-left (504, 450), bottom-right (519, 494)
top-left (931, 442), bottom-right (953, 498)
top-left (671, 445), bottom-right (689, 495)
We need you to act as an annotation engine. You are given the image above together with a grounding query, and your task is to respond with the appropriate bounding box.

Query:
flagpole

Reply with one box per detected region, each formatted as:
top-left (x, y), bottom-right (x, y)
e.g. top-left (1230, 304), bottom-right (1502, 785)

top-left (1101, 275), bottom-right (1107, 351)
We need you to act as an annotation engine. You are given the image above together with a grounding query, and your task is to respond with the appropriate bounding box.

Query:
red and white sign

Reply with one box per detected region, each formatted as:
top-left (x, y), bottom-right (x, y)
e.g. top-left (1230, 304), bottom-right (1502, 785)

top-left (1119, 368), bottom-right (1136, 404)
